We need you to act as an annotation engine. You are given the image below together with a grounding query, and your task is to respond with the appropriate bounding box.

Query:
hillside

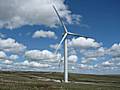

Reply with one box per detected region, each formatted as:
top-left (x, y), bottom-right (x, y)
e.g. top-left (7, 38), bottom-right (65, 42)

top-left (0, 71), bottom-right (120, 90)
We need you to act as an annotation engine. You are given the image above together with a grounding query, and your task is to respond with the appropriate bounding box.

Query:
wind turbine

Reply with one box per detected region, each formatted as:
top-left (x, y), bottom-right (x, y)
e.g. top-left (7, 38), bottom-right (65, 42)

top-left (53, 5), bottom-right (89, 83)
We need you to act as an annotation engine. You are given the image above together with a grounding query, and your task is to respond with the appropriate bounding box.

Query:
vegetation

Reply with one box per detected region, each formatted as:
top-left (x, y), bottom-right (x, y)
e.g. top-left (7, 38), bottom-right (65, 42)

top-left (0, 71), bottom-right (120, 90)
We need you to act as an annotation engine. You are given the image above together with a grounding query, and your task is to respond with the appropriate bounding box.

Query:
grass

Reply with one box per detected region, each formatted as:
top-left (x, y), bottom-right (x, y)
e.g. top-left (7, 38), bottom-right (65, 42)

top-left (0, 71), bottom-right (120, 90)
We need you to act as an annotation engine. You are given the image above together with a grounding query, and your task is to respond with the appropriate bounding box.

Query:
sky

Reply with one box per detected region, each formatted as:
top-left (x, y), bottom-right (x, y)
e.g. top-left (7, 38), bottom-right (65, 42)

top-left (0, 0), bottom-right (120, 74)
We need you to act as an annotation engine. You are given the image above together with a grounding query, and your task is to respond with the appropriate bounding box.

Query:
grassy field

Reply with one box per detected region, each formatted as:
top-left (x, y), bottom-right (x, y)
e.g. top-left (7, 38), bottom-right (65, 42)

top-left (0, 71), bottom-right (120, 90)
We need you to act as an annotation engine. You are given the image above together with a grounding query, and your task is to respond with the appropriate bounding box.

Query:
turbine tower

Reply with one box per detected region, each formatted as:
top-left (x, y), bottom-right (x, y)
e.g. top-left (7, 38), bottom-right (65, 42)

top-left (53, 5), bottom-right (89, 83)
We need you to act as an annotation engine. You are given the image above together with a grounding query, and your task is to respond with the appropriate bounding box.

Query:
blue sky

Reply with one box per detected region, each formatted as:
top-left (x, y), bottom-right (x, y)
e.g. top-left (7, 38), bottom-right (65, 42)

top-left (68, 0), bottom-right (120, 46)
top-left (0, 0), bottom-right (120, 74)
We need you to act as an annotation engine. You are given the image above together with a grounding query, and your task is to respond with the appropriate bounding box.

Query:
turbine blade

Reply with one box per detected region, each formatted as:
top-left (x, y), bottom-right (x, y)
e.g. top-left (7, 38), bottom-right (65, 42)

top-left (68, 32), bottom-right (90, 38)
top-left (55, 33), bottom-right (67, 54)
top-left (58, 59), bottom-right (63, 68)
top-left (52, 5), bottom-right (68, 33)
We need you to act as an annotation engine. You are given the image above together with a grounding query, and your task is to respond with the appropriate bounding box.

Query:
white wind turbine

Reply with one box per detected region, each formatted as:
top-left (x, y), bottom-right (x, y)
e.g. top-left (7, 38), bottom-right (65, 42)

top-left (53, 5), bottom-right (89, 83)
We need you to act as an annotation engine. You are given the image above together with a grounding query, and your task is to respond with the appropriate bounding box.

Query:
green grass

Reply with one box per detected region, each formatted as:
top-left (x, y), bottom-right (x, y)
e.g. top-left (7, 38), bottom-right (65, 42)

top-left (0, 71), bottom-right (120, 90)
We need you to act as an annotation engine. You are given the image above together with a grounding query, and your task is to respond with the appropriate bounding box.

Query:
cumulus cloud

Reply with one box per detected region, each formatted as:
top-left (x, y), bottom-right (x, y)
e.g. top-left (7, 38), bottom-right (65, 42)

top-left (68, 37), bottom-right (101, 49)
top-left (79, 64), bottom-right (94, 70)
top-left (49, 43), bottom-right (60, 49)
top-left (3, 60), bottom-right (13, 64)
top-left (25, 50), bottom-right (61, 62)
top-left (81, 57), bottom-right (97, 64)
top-left (22, 42), bottom-right (120, 72)
top-left (9, 55), bottom-right (19, 60)
top-left (58, 55), bottom-right (78, 64)
top-left (0, 33), bottom-right (6, 38)
top-left (80, 43), bottom-right (120, 70)
top-left (95, 43), bottom-right (120, 68)
top-left (0, 51), bottom-right (19, 64)
top-left (83, 48), bottom-right (105, 58)
top-left (99, 57), bottom-right (120, 69)
top-left (0, 0), bottom-right (81, 29)
top-left (108, 43), bottom-right (120, 58)
top-left (21, 60), bottom-right (50, 68)
top-left (33, 30), bottom-right (57, 39)
top-left (0, 51), bottom-right (7, 60)
top-left (0, 38), bottom-right (26, 54)
top-left (111, 43), bottom-right (120, 50)
top-left (80, 47), bottom-right (106, 64)
top-left (102, 61), bottom-right (113, 67)
top-left (68, 55), bottom-right (78, 63)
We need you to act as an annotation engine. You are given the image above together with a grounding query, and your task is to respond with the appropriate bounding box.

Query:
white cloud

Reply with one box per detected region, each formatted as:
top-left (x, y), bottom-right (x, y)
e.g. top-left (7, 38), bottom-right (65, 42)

top-left (108, 43), bottom-right (120, 58)
top-left (78, 47), bottom-right (108, 64)
top-left (0, 51), bottom-right (18, 64)
top-left (102, 61), bottom-right (113, 67)
top-left (68, 55), bottom-right (78, 63)
top-left (111, 43), bottom-right (120, 50)
top-left (9, 55), bottom-right (19, 60)
top-left (81, 57), bottom-right (97, 64)
top-left (117, 63), bottom-right (120, 66)
top-left (68, 37), bottom-right (101, 49)
top-left (79, 64), bottom-right (94, 70)
top-left (4, 60), bottom-right (13, 64)
top-left (33, 30), bottom-right (57, 39)
top-left (0, 38), bottom-right (26, 54)
top-left (0, 51), bottom-right (7, 60)
top-left (59, 54), bottom-right (78, 64)
top-left (0, 33), bottom-right (6, 38)
top-left (49, 43), bottom-right (59, 49)
top-left (80, 43), bottom-right (120, 65)
top-left (25, 50), bottom-right (61, 62)
top-left (0, 0), bottom-right (81, 29)
top-left (71, 66), bottom-right (76, 70)
top-left (111, 57), bottom-right (120, 63)
top-left (22, 60), bottom-right (50, 68)
top-left (68, 47), bottom-right (77, 55)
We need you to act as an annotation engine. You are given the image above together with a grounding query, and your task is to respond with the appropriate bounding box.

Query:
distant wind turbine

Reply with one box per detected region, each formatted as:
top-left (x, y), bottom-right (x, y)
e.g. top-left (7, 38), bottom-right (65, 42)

top-left (52, 5), bottom-right (89, 83)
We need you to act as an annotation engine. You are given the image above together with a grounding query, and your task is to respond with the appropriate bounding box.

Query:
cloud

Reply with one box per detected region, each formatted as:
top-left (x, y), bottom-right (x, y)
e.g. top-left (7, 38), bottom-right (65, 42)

top-left (111, 43), bottom-right (120, 50)
top-left (85, 47), bottom-right (106, 58)
top-left (79, 64), bottom-right (94, 70)
top-left (0, 51), bottom-right (7, 60)
top-left (21, 60), bottom-right (50, 68)
top-left (95, 43), bottom-right (120, 68)
top-left (49, 43), bottom-right (60, 49)
top-left (68, 47), bottom-right (77, 55)
top-left (80, 47), bottom-right (106, 64)
top-left (0, 38), bottom-right (26, 54)
top-left (58, 54), bottom-right (78, 64)
top-left (9, 55), bottom-right (19, 60)
top-left (102, 61), bottom-right (113, 67)
top-left (25, 50), bottom-right (61, 62)
top-left (79, 43), bottom-right (120, 70)
top-left (68, 37), bottom-right (101, 49)
top-left (0, 51), bottom-right (19, 64)
top-left (33, 30), bottom-right (57, 39)
top-left (0, 0), bottom-right (81, 29)
top-left (0, 33), bottom-right (6, 38)
top-left (81, 57), bottom-right (97, 64)
top-left (3, 60), bottom-right (13, 64)
top-left (108, 43), bottom-right (120, 58)
top-left (68, 55), bottom-right (78, 63)
top-left (36, 43), bottom-right (120, 72)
